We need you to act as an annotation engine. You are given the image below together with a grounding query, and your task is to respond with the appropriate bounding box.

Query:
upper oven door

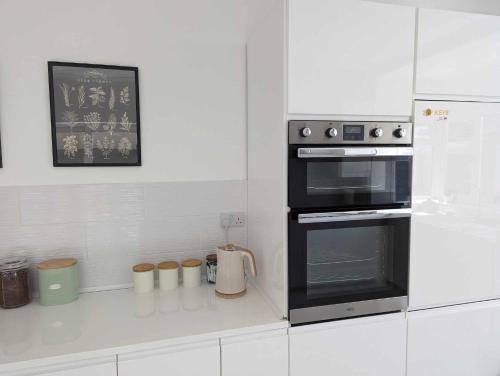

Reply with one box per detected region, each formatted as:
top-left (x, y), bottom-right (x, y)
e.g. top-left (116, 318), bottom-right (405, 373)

top-left (288, 146), bottom-right (413, 210)
top-left (288, 209), bottom-right (410, 312)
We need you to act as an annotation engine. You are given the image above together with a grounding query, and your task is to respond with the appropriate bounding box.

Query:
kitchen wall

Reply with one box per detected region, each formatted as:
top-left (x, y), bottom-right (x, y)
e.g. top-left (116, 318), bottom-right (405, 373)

top-left (0, 0), bottom-right (248, 186)
top-left (0, 0), bottom-right (254, 289)
top-left (0, 180), bottom-right (247, 291)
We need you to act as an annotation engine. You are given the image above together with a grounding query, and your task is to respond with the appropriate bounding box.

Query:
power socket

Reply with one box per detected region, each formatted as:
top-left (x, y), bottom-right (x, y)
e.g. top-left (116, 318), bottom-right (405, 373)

top-left (220, 212), bottom-right (246, 228)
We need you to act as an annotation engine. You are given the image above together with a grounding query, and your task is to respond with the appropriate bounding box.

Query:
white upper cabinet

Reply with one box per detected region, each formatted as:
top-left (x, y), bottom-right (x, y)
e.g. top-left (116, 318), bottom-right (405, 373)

top-left (416, 9), bottom-right (500, 98)
top-left (289, 313), bottom-right (406, 376)
top-left (407, 301), bottom-right (500, 376)
top-left (410, 101), bottom-right (500, 309)
top-left (288, 0), bottom-right (415, 117)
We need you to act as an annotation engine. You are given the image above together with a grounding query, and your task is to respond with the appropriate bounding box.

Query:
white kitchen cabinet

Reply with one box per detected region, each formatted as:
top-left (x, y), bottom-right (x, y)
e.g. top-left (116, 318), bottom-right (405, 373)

top-left (407, 300), bottom-right (500, 376)
top-left (36, 364), bottom-right (115, 376)
top-left (118, 339), bottom-right (220, 376)
top-left (1, 357), bottom-right (117, 376)
top-left (288, 0), bottom-right (415, 117)
top-left (289, 313), bottom-right (406, 376)
top-left (221, 329), bottom-right (288, 376)
top-left (410, 101), bottom-right (500, 310)
top-left (416, 8), bottom-right (500, 98)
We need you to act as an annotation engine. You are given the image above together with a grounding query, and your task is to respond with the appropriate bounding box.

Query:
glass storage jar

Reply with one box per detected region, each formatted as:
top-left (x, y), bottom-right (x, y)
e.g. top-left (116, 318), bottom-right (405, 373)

top-left (0, 257), bottom-right (31, 309)
top-left (206, 254), bottom-right (217, 284)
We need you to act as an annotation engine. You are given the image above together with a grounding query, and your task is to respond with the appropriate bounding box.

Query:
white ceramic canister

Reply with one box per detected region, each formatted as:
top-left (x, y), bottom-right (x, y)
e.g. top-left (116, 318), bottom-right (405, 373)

top-left (133, 263), bottom-right (154, 293)
top-left (158, 261), bottom-right (179, 291)
top-left (182, 259), bottom-right (202, 288)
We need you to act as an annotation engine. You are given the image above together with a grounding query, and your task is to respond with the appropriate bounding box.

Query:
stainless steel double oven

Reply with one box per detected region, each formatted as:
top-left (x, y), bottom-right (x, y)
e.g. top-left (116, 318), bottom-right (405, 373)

top-left (288, 121), bottom-right (413, 325)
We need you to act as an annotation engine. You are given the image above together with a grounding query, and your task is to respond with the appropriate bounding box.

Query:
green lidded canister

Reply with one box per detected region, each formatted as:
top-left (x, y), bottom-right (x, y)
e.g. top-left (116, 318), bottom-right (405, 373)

top-left (36, 258), bottom-right (79, 306)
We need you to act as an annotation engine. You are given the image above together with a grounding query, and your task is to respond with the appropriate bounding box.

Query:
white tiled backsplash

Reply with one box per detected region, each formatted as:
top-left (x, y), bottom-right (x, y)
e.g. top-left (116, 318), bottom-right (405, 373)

top-left (0, 180), bottom-right (247, 291)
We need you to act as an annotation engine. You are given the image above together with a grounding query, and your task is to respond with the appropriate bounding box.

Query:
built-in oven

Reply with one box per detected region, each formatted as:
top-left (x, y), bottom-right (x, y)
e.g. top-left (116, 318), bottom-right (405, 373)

top-left (288, 121), bottom-right (413, 210)
top-left (288, 208), bottom-right (411, 325)
top-left (287, 120), bottom-right (413, 325)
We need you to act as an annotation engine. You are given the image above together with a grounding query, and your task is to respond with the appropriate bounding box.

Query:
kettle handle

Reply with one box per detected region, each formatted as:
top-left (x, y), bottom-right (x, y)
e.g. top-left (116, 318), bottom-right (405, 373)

top-left (239, 248), bottom-right (257, 277)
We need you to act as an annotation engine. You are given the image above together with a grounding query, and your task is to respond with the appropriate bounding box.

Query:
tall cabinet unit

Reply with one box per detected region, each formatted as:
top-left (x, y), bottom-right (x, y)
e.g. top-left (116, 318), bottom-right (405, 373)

top-left (247, 0), bottom-right (419, 319)
top-left (410, 100), bottom-right (500, 310)
top-left (288, 0), bottom-right (415, 117)
top-left (247, 0), bottom-right (288, 318)
top-left (407, 7), bottom-right (500, 376)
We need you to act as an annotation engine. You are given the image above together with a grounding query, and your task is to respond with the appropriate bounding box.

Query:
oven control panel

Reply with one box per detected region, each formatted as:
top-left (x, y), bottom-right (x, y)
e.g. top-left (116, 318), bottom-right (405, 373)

top-left (289, 121), bottom-right (413, 145)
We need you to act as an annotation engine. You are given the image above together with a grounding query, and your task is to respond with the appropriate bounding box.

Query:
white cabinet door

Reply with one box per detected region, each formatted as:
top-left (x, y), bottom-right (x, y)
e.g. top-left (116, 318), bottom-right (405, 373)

top-left (407, 300), bottom-right (500, 376)
top-left (1, 357), bottom-right (117, 376)
top-left (410, 101), bottom-right (500, 309)
top-left (38, 363), bottom-right (116, 376)
top-left (416, 9), bottom-right (500, 98)
top-left (119, 340), bottom-right (220, 376)
top-left (221, 329), bottom-right (288, 376)
top-left (288, 0), bottom-right (415, 116)
top-left (289, 313), bottom-right (406, 376)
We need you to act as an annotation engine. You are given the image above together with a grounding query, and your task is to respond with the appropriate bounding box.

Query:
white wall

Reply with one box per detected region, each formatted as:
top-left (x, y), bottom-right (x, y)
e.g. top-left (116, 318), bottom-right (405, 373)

top-left (367, 0), bottom-right (500, 15)
top-left (0, 0), bottom-right (248, 186)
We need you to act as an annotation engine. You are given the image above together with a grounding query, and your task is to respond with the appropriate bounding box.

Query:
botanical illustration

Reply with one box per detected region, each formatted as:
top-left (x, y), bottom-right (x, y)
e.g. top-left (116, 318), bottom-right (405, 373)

top-left (77, 86), bottom-right (86, 109)
top-left (97, 135), bottom-right (114, 159)
top-left (50, 63), bottom-right (140, 165)
top-left (62, 135), bottom-right (78, 158)
top-left (82, 133), bottom-right (93, 159)
top-left (118, 137), bottom-right (132, 157)
top-left (88, 86), bottom-right (106, 107)
top-left (59, 83), bottom-right (73, 107)
top-left (109, 87), bottom-right (115, 111)
top-left (60, 110), bottom-right (79, 131)
top-left (120, 86), bottom-right (130, 105)
top-left (84, 112), bottom-right (101, 131)
top-left (120, 112), bottom-right (132, 132)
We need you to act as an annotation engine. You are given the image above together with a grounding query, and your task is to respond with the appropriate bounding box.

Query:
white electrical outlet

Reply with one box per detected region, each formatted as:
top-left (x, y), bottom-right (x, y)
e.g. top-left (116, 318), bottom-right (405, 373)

top-left (220, 212), bottom-right (246, 228)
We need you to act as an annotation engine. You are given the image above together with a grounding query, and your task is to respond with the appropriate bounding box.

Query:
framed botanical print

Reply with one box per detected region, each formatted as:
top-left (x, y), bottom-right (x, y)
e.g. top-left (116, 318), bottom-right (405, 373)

top-left (48, 62), bottom-right (141, 166)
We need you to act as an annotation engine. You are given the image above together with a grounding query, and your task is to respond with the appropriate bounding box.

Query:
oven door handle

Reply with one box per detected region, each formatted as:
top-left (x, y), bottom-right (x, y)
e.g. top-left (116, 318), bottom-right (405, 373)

top-left (298, 209), bottom-right (412, 224)
top-left (297, 147), bottom-right (413, 158)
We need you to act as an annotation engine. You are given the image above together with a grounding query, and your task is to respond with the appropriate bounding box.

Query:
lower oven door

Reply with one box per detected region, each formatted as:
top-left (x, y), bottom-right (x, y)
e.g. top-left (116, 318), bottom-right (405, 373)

top-left (288, 209), bottom-right (410, 325)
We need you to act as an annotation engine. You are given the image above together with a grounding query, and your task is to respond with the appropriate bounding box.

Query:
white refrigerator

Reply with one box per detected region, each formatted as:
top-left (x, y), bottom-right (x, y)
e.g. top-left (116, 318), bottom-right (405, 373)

top-left (410, 100), bottom-right (500, 310)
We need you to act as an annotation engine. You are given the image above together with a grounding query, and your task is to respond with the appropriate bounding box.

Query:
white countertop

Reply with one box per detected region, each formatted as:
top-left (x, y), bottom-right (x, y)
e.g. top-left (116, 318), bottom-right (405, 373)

top-left (0, 283), bottom-right (287, 369)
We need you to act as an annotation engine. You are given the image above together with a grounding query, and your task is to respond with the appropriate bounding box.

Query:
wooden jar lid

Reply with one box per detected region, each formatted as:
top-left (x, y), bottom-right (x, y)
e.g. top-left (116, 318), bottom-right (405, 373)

top-left (37, 258), bottom-right (78, 270)
top-left (133, 263), bottom-right (155, 273)
top-left (158, 261), bottom-right (179, 270)
top-left (182, 259), bottom-right (202, 268)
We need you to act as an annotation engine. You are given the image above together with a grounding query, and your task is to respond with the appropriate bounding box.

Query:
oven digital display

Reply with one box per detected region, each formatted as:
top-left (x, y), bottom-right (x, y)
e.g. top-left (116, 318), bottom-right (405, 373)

top-left (343, 125), bottom-right (364, 141)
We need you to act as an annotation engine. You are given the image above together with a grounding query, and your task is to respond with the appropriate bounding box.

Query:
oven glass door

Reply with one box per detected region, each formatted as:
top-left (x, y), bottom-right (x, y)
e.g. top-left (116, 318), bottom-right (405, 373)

top-left (288, 147), bottom-right (412, 210)
top-left (288, 210), bottom-right (410, 312)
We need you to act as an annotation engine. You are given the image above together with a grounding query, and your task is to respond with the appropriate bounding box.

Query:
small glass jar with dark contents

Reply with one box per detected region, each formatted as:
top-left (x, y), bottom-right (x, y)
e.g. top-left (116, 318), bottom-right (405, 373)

top-left (0, 257), bottom-right (31, 309)
top-left (206, 254), bottom-right (217, 284)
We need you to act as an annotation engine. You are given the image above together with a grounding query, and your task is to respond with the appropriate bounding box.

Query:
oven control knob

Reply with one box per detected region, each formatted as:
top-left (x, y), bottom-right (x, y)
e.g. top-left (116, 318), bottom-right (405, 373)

top-left (301, 127), bottom-right (312, 137)
top-left (393, 128), bottom-right (407, 138)
top-left (326, 128), bottom-right (338, 138)
top-left (371, 128), bottom-right (384, 138)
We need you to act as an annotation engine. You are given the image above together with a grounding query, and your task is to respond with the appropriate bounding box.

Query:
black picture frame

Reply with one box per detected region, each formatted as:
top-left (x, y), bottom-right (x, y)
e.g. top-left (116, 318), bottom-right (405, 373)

top-left (48, 61), bottom-right (141, 167)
